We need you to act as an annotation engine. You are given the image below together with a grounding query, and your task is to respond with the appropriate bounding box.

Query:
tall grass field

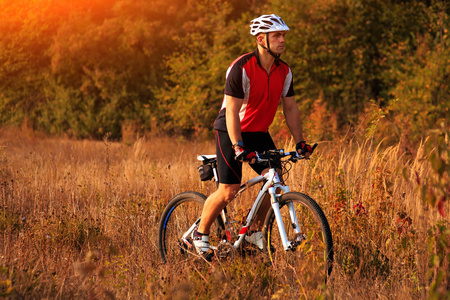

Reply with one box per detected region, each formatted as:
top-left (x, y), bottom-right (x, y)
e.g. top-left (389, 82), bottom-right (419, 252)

top-left (0, 127), bottom-right (448, 299)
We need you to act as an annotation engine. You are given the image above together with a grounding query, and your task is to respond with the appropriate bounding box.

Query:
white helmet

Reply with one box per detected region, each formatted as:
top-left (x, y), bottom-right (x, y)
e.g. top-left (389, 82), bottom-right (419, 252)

top-left (250, 14), bottom-right (290, 36)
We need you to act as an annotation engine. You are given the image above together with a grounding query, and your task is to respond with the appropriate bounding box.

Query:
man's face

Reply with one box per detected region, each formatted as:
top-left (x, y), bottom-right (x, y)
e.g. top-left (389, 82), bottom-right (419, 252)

top-left (267, 31), bottom-right (287, 54)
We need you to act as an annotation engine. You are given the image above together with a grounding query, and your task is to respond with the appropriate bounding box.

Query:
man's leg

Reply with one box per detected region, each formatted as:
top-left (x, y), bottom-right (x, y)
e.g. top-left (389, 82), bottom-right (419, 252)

top-left (197, 183), bottom-right (240, 234)
top-left (193, 183), bottom-right (239, 260)
top-left (251, 192), bottom-right (272, 230)
top-left (245, 168), bottom-right (282, 251)
top-left (250, 167), bottom-right (282, 231)
top-left (241, 132), bottom-right (278, 232)
top-left (244, 192), bottom-right (271, 250)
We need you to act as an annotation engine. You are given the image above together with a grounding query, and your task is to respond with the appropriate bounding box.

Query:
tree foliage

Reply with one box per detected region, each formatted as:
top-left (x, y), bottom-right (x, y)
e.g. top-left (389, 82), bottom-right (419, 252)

top-left (388, 2), bottom-right (450, 143)
top-left (270, 0), bottom-right (443, 124)
top-left (0, 0), bottom-right (448, 141)
top-left (157, 1), bottom-right (256, 136)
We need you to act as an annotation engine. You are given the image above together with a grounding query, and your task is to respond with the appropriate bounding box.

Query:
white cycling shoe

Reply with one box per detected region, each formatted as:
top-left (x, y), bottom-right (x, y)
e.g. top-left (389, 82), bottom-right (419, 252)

top-left (245, 231), bottom-right (264, 250)
top-left (193, 230), bottom-right (214, 261)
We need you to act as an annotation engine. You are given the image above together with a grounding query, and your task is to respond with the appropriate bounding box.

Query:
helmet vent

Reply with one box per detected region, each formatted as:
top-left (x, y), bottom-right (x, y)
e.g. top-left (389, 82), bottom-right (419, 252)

top-left (270, 18), bottom-right (281, 25)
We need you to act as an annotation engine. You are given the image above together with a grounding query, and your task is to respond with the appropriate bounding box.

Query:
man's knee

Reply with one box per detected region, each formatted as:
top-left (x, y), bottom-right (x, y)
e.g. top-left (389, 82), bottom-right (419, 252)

top-left (218, 184), bottom-right (240, 203)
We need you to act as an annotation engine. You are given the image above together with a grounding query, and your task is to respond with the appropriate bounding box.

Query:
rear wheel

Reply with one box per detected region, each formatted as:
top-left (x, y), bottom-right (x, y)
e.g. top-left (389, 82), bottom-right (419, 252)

top-left (263, 192), bottom-right (333, 284)
top-left (158, 191), bottom-right (225, 264)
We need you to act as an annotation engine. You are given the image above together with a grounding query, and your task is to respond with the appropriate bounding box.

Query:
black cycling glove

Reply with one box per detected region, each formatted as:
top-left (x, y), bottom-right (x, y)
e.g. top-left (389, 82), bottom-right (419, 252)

top-left (296, 141), bottom-right (313, 155)
top-left (233, 142), bottom-right (256, 163)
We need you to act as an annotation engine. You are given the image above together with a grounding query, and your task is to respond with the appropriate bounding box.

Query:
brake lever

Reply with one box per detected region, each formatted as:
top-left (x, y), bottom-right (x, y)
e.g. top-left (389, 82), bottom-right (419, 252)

top-left (255, 152), bottom-right (268, 162)
top-left (289, 151), bottom-right (300, 162)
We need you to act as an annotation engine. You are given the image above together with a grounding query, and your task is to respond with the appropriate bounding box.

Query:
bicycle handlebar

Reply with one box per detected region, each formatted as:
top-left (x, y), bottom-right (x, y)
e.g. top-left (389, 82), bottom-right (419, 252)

top-left (255, 143), bottom-right (318, 163)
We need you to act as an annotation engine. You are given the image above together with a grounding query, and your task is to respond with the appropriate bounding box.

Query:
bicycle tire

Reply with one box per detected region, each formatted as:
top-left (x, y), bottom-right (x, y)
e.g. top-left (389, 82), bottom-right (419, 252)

top-left (158, 191), bottom-right (225, 263)
top-left (263, 192), bottom-right (333, 283)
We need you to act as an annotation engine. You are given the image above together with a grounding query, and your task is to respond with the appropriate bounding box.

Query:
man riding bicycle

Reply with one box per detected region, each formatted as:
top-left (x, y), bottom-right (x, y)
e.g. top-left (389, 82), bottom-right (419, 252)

top-left (194, 14), bottom-right (313, 260)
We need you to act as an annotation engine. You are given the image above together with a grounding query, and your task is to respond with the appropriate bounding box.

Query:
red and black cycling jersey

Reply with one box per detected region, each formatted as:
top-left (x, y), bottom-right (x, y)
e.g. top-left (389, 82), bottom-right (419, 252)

top-left (214, 48), bottom-right (295, 133)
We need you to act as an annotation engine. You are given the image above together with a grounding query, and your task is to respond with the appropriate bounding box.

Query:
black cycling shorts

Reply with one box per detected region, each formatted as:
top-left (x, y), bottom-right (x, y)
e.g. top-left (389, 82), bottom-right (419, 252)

top-left (215, 130), bottom-right (277, 184)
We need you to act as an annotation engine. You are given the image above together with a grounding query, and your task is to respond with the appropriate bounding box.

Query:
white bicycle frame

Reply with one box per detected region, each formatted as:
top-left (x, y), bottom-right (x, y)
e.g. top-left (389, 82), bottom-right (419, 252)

top-left (187, 151), bottom-right (304, 252)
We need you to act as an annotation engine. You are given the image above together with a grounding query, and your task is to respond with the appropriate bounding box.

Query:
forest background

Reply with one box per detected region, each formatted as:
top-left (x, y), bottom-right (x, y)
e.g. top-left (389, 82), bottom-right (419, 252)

top-left (1, 0), bottom-right (449, 146)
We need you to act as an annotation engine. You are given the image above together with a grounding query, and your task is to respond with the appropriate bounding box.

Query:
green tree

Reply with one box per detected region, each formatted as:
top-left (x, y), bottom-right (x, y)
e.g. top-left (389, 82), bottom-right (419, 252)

top-left (267, 0), bottom-right (438, 125)
top-left (0, 0), bottom-right (65, 126)
top-left (0, 0), bottom-right (209, 138)
top-left (157, 1), bottom-right (257, 137)
top-left (46, 0), bottom-right (201, 138)
top-left (1, 0), bottom-right (449, 142)
top-left (388, 2), bottom-right (450, 145)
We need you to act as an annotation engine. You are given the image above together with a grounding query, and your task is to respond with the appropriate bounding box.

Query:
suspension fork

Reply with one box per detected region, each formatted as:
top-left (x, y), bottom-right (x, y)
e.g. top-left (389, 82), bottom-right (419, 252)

top-left (269, 183), bottom-right (293, 251)
top-left (287, 201), bottom-right (302, 240)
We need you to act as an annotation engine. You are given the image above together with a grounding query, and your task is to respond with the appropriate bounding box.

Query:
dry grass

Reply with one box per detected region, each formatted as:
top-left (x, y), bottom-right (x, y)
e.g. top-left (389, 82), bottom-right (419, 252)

top-left (0, 127), bottom-right (448, 299)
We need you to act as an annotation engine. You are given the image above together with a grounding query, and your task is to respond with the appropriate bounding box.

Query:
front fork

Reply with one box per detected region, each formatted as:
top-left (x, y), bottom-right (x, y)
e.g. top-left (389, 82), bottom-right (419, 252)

top-left (269, 185), bottom-right (301, 251)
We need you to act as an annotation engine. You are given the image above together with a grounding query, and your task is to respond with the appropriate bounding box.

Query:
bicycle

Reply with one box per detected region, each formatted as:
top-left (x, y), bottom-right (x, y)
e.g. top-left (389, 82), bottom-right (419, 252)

top-left (158, 146), bottom-right (333, 281)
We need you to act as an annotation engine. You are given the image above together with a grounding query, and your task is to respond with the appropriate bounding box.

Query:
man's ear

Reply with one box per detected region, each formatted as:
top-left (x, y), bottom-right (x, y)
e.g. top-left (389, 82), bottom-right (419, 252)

top-left (256, 34), bottom-right (266, 46)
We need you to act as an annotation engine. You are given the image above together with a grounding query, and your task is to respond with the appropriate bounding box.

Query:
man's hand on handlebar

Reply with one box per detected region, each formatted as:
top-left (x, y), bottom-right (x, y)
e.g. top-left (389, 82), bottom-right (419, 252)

top-left (296, 141), bottom-right (314, 159)
top-left (233, 142), bottom-right (257, 164)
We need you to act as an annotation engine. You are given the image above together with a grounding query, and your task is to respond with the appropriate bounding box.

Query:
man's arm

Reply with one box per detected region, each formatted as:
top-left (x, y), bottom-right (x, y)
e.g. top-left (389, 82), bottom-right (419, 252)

top-left (281, 95), bottom-right (305, 144)
top-left (225, 95), bottom-right (244, 145)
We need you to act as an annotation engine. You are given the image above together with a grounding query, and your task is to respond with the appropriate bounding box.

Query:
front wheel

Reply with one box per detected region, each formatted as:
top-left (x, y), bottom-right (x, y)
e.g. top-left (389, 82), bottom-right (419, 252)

top-left (263, 192), bottom-right (333, 284)
top-left (158, 191), bottom-right (225, 264)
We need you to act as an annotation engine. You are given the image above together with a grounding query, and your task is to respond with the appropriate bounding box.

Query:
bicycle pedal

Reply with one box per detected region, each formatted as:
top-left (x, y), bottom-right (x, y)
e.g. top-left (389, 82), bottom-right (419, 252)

top-left (192, 249), bottom-right (215, 263)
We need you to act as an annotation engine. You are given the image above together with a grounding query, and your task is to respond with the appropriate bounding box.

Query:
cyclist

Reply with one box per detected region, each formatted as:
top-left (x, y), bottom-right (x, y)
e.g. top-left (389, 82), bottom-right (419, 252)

top-left (194, 14), bottom-right (313, 260)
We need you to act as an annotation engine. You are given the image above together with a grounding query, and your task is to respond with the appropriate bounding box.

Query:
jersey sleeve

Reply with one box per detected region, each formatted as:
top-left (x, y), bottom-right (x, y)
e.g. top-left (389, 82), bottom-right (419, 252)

top-left (282, 68), bottom-right (295, 97)
top-left (224, 63), bottom-right (245, 99)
